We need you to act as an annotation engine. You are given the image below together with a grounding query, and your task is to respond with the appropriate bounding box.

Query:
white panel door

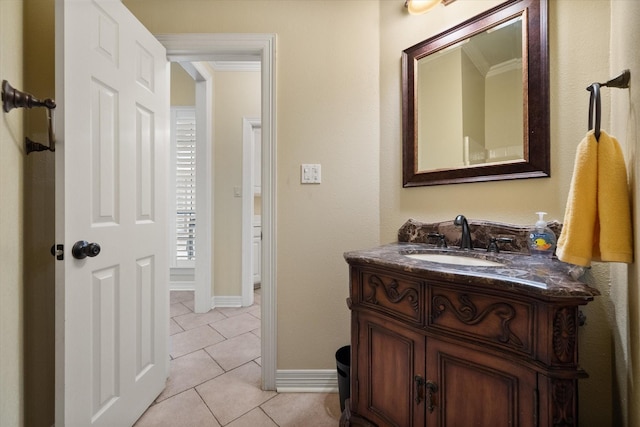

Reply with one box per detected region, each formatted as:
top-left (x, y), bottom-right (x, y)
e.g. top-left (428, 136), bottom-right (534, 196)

top-left (55, 0), bottom-right (169, 425)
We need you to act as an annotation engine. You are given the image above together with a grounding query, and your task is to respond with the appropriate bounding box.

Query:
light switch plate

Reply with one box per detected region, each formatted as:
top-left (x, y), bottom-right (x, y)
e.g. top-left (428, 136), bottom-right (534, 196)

top-left (301, 164), bottom-right (321, 184)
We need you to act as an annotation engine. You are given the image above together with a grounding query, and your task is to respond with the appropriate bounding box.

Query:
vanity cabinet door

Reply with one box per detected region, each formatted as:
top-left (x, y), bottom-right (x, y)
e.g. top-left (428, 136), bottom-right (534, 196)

top-left (355, 312), bottom-right (426, 427)
top-left (426, 338), bottom-right (537, 427)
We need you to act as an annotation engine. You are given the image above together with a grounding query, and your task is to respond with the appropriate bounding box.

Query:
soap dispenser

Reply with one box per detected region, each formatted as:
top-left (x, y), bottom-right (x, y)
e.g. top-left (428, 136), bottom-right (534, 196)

top-left (529, 212), bottom-right (556, 257)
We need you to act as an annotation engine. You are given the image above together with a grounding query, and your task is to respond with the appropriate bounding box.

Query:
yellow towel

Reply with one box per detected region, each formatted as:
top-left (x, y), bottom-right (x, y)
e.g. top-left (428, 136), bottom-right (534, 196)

top-left (557, 130), bottom-right (633, 266)
top-left (556, 132), bottom-right (598, 266)
top-left (597, 131), bottom-right (633, 262)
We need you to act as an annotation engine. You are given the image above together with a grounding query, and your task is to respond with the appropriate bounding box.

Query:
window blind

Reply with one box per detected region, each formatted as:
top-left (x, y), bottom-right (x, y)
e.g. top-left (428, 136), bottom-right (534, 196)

top-left (172, 108), bottom-right (197, 266)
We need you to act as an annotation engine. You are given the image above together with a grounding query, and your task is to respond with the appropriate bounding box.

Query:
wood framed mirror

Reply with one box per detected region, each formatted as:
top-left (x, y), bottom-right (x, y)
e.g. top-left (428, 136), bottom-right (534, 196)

top-left (402, 0), bottom-right (549, 187)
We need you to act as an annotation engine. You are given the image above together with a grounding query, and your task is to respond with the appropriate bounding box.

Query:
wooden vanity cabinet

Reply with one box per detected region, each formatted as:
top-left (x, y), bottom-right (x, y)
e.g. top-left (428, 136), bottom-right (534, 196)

top-left (342, 265), bottom-right (592, 427)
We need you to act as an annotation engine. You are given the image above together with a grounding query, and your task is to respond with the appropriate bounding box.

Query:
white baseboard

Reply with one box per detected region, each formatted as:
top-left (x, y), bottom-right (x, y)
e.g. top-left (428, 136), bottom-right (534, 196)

top-left (170, 294), bottom-right (244, 310)
top-left (275, 369), bottom-right (338, 393)
top-left (212, 295), bottom-right (243, 308)
top-left (169, 281), bottom-right (195, 291)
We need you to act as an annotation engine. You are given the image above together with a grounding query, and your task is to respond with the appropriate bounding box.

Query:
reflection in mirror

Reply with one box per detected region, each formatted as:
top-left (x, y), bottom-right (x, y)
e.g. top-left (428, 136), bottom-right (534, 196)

top-left (418, 17), bottom-right (523, 171)
top-left (403, 0), bottom-right (549, 186)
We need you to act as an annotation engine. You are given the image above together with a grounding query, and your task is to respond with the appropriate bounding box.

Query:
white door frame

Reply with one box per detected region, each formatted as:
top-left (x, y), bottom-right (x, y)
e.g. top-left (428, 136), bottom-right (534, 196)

top-left (242, 117), bottom-right (260, 307)
top-left (176, 61), bottom-right (213, 314)
top-left (157, 33), bottom-right (277, 390)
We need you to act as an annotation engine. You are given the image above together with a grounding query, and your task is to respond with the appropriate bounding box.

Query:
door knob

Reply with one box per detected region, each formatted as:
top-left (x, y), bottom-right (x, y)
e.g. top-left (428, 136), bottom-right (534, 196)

top-left (72, 240), bottom-right (101, 259)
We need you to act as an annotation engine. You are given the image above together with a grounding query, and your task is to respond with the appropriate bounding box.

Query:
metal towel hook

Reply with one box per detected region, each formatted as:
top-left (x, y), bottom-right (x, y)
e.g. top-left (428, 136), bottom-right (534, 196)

top-left (586, 69), bottom-right (630, 142)
top-left (2, 80), bottom-right (57, 154)
top-left (587, 83), bottom-right (601, 141)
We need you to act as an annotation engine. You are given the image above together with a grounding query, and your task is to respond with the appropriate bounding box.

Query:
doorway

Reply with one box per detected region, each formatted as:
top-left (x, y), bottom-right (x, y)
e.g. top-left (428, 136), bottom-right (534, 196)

top-left (169, 62), bottom-right (212, 314)
top-left (159, 33), bottom-right (277, 390)
top-left (243, 116), bottom-right (261, 306)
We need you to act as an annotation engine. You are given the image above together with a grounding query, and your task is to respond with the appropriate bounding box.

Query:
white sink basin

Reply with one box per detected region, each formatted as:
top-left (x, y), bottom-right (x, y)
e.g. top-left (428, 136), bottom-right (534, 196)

top-left (404, 253), bottom-right (504, 267)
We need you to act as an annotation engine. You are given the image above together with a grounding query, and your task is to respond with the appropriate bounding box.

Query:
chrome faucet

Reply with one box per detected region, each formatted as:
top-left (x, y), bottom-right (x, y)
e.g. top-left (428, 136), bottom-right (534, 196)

top-left (454, 214), bottom-right (473, 250)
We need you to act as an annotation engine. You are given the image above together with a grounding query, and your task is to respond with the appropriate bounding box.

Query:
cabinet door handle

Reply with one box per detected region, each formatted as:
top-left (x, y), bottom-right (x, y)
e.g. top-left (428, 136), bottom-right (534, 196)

top-left (414, 375), bottom-right (425, 404)
top-left (425, 380), bottom-right (438, 413)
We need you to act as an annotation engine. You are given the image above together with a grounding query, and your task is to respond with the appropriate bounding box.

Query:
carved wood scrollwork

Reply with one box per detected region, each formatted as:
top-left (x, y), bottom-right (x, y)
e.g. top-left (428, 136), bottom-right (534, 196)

top-left (551, 378), bottom-right (575, 426)
top-left (366, 275), bottom-right (419, 312)
top-left (553, 308), bottom-right (577, 363)
top-left (432, 294), bottom-right (523, 347)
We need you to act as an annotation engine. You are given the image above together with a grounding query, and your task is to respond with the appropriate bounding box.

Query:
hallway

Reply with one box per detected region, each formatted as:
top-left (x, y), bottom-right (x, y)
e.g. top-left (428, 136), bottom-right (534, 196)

top-left (134, 290), bottom-right (341, 426)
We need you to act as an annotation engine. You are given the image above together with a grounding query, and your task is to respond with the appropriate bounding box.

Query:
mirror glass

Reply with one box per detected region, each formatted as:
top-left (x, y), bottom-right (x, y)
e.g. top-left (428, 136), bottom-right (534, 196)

top-left (417, 17), bottom-right (523, 171)
top-left (403, 0), bottom-right (549, 186)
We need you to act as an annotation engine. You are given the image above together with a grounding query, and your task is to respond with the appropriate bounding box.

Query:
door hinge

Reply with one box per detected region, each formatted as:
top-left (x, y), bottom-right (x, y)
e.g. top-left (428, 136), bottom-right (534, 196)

top-left (51, 244), bottom-right (64, 260)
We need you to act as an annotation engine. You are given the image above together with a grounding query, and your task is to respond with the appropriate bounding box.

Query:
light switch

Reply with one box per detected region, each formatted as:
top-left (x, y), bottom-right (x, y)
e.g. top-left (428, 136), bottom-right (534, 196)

top-left (301, 164), bottom-right (321, 184)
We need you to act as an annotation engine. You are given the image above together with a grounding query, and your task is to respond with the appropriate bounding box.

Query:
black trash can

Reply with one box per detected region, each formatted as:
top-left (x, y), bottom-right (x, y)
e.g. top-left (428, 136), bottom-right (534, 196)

top-left (335, 345), bottom-right (351, 413)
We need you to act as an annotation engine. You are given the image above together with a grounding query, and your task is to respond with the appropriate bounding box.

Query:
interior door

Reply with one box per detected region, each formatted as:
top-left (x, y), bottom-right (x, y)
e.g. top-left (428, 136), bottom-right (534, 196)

top-left (55, 0), bottom-right (169, 425)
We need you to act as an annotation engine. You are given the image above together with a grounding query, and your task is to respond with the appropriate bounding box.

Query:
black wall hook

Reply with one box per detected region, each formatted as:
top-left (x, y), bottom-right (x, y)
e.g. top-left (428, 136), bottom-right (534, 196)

top-left (2, 80), bottom-right (56, 154)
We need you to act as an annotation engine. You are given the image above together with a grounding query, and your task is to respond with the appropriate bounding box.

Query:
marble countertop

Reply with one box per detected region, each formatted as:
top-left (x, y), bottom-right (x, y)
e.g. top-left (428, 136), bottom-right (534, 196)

top-left (344, 242), bottom-right (600, 299)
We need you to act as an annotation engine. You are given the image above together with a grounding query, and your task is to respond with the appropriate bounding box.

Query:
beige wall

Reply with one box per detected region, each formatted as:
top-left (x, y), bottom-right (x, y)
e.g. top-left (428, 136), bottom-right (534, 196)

top-left (212, 69), bottom-right (260, 296)
top-left (419, 50), bottom-right (464, 169)
top-left (170, 62), bottom-right (195, 106)
top-left (0, 1), bottom-right (24, 426)
top-left (485, 66), bottom-right (522, 151)
top-left (610, 1), bottom-right (640, 426)
top-left (461, 51), bottom-right (485, 151)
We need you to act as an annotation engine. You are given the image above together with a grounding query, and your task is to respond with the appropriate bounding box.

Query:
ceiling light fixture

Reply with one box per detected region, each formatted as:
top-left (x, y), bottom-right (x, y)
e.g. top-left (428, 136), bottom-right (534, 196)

top-left (404, 0), bottom-right (455, 15)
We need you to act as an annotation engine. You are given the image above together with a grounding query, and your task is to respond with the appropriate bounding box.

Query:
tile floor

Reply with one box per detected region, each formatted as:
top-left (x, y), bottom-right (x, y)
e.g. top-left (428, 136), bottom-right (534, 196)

top-left (134, 290), bottom-right (342, 426)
